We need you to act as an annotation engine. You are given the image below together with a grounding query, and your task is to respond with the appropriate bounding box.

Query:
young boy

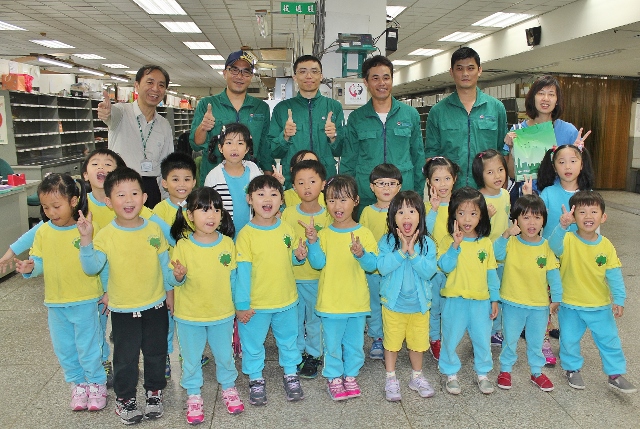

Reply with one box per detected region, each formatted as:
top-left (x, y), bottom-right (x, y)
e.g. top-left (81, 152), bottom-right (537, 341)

top-left (78, 167), bottom-right (175, 424)
top-left (549, 190), bottom-right (637, 393)
top-left (281, 160), bottom-right (331, 378)
top-left (359, 164), bottom-right (402, 359)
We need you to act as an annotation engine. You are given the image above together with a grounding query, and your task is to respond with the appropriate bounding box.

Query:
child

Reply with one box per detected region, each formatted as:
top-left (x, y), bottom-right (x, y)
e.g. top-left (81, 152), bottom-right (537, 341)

top-left (422, 156), bottom-right (460, 361)
top-left (281, 160), bottom-right (331, 379)
top-left (283, 149), bottom-right (326, 208)
top-left (168, 188), bottom-right (243, 424)
top-left (78, 167), bottom-right (174, 425)
top-left (549, 191), bottom-right (637, 393)
top-left (306, 175), bottom-right (378, 400)
top-left (14, 174), bottom-right (108, 412)
top-left (494, 195), bottom-right (562, 391)
top-left (377, 191), bottom-right (437, 402)
top-left (437, 187), bottom-right (499, 395)
top-left (234, 175), bottom-right (307, 406)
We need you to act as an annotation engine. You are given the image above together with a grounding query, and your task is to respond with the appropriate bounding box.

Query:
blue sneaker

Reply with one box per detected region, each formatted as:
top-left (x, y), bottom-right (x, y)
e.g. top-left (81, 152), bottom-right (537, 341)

top-left (491, 333), bottom-right (503, 347)
top-left (165, 355), bottom-right (171, 379)
top-left (369, 338), bottom-right (384, 359)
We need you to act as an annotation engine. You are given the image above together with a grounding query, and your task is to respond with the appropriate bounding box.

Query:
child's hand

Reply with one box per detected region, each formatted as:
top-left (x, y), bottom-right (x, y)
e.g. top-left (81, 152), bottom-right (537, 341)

top-left (171, 259), bottom-right (187, 282)
top-left (573, 128), bottom-right (591, 148)
top-left (236, 309), bottom-right (256, 324)
top-left (294, 238), bottom-right (307, 261)
top-left (165, 289), bottom-right (175, 316)
top-left (298, 216), bottom-right (318, 243)
top-left (76, 211), bottom-right (94, 244)
top-left (14, 258), bottom-right (34, 274)
top-left (490, 302), bottom-right (499, 320)
top-left (559, 204), bottom-right (576, 229)
top-left (350, 232), bottom-right (364, 258)
top-left (99, 293), bottom-right (109, 315)
top-left (396, 228), bottom-right (410, 254)
top-left (452, 220), bottom-right (463, 248)
top-left (487, 204), bottom-right (497, 218)
top-left (612, 304), bottom-right (624, 318)
top-left (325, 111), bottom-right (337, 141)
top-left (549, 302), bottom-right (560, 315)
top-left (522, 175), bottom-right (533, 195)
top-left (0, 249), bottom-right (16, 274)
top-left (429, 185), bottom-right (440, 212)
top-left (407, 231), bottom-right (418, 256)
top-left (271, 164), bottom-right (285, 185)
top-left (503, 219), bottom-right (520, 238)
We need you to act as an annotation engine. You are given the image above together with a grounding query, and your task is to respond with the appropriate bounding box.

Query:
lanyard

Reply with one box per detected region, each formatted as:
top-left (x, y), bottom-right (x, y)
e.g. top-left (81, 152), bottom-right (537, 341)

top-left (136, 116), bottom-right (156, 159)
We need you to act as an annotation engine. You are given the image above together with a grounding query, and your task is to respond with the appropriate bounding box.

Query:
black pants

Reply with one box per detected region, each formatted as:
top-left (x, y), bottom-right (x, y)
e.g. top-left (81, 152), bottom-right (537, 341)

top-left (142, 176), bottom-right (162, 209)
top-left (111, 303), bottom-right (168, 399)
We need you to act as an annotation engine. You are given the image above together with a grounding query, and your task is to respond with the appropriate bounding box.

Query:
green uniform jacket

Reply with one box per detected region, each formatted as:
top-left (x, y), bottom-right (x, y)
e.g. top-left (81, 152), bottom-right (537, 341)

top-left (189, 90), bottom-right (273, 186)
top-left (340, 97), bottom-right (425, 209)
top-left (269, 91), bottom-right (345, 187)
top-left (425, 87), bottom-right (507, 189)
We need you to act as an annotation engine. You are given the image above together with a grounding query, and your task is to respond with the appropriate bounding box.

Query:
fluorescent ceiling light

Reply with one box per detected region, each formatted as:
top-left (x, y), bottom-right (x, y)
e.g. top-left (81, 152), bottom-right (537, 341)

top-left (73, 54), bottom-right (105, 60)
top-left (159, 22), bottom-right (202, 33)
top-left (132, 0), bottom-right (186, 15)
top-left (391, 60), bottom-right (415, 66)
top-left (0, 21), bottom-right (27, 31)
top-left (102, 64), bottom-right (129, 69)
top-left (386, 6), bottom-right (406, 19)
top-left (217, 71), bottom-right (224, 75)
top-left (524, 62), bottom-right (559, 71)
top-left (570, 49), bottom-right (621, 61)
top-left (30, 39), bottom-right (75, 49)
top-left (125, 70), bottom-right (138, 74)
top-left (198, 54), bottom-right (224, 61)
top-left (184, 42), bottom-right (215, 49)
top-left (38, 57), bottom-right (73, 68)
top-left (473, 12), bottom-right (533, 28)
top-left (79, 68), bottom-right (105, 76)
top-left (210, 64), bottom-right (225, 70)
top-left (168, 83), bottom-right (181, 86)
top-left (167, 90), bottom-right (178, 95)
top-left (409, 48), bottom-right (443, 57)
top-left (439, 32), bottom-right (484, 42)
top-left (110, 75), bottom-right (129, 82)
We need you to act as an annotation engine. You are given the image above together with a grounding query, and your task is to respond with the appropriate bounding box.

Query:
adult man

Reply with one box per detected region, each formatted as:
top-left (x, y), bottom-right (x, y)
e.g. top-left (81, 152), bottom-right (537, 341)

top-left (190, 50), bottom-right (273, 186)
top-left (425, 47), bottom-right (507, 189)
top-left (340, 55), bottom-right (425, 212)
top-left (98, 65), bottom-right (173, 208)
top-left (268, 55), bottom-right (344, 187)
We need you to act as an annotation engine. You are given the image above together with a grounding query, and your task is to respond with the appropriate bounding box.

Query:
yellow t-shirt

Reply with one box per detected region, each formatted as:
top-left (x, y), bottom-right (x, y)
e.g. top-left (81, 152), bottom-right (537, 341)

top-left (283, 188), bottom-right (326, 209)
top-left (439, 235), bottom-right (497, 300)
top-left (485, 189), bottom-right (511, 243)
top-left (235, 220), bottom-right (299, 310)
top-left (428, 202), bottom-right (449, 251)
top-left (153, 199), bottom-right (180, 226)
top-left (93, 219), bottom-right (169, 311)
top-left (281, 204), bottom-right (332, 281)
top-left (315, 225), bottom-right (379, 315)
top-left (31, 222), bottom-right (103, 306)
top-left (171, 234), bottom-right (236, 323)
top-left (359, 205), bottom-right (388, 242)
top-left (559, 232), bottom-right (622, 307)
top-left (88, 193), bottom-right (156, 229)
top-left (500, 236), bottom-right (559, 306)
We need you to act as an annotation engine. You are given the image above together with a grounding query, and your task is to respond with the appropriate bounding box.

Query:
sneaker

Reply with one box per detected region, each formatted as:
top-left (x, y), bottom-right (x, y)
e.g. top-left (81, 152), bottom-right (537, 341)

top-left (165, 355), bottom-right (171, 379)
top-left (445, 375), bottom-right (461, 395)
top-left (103, 361), bottom-right (113, 389)
top-left (408, 375), bottom-right (435, 398)
top-left (542, 339), bottom-right (557, 367)
top-left (222, 387), bottom-right (245, 414)
top-left (298, 355), bottom-right (321, 379)
top-left (200, 355), bottom-right (210, 367)
top-left (531, 374), bottom-right (554, 392)
top-left (248, 379), bottom-right (267, 406)
top-left (283, 375), bottom-right (304, 401)
top-left (87, 383), bottom-right (107, 411)
top-left (477, 375), bottom-right (494, 394)
top-left (343, 376), bottom-right (361, 398)
top-left (186, 395), bottom-right (204, 425)
top-left (497, 372), bottom-right (512, 390)
top-left (327, 377), bottom-right (349, 401)
top-left (369, 338), bottom-right (384, 359)
top-left (384, 376), bottom-right (402, 402)
top-left (608, 375), bottom-right (638, 394)
top-left (549, 328), bottom-right (560, 339)
top-left (70, 383), bottom-right (89, 411)
top-left (115, 397), bottom-right (143, 425)
top-left (429, 339), bottom-right (441, 361)
top-left (491, 332), bottom-right (504, 347)
top-left (144, 390), bottom-right (164, 419)
top-left (566, 370), bottom-right (585, 390)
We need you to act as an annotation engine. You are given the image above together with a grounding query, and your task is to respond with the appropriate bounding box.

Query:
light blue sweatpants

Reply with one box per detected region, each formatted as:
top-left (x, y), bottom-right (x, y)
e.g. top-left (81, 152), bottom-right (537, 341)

top-left (98, 302), bottom-right (110, 362)
top-left (439, 297), bottom-right (493, 376)
top-left (500, 303), bottom-right (547, 374)
top-left (429, 271), bottom-right (446, 341)
top-left (558, 306), bottom-right (627, 375)
top-left (321, 316), bottom-right (366, 379)
top-left (491, 265), bottom-right (504, 335)
top-left (48, 302), bottom-right (106, 385)
top-left (365, 273), bottom-right (383, 339)
top-left (237, 306), bottom-right (301, 380)
top-left (176, 319), bottom-right (237, 394)
top-left (167, 311), bottom-right (175, 354)
top-left (296, 280), bottom-right (322, 358)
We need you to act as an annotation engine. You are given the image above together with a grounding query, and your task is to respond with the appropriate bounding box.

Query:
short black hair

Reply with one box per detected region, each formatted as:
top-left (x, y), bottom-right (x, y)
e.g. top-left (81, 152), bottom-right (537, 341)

top-left (135, 65), bottom-right (170, 86)
top-left (210, 122), bottom-right (254, 164)
top-left (423, 157), bottom-right (460, 181)
top-left (247, 174), bottom-right (284, 197)
top-left (447, 187), bottom-right (491, 239)
top-left (369, 163), bottom-right (402, 184)
top-left (472, 149), bottom-right (508, 188)
top-left (160, 152), bottom-right (197, 179)
top-left (289, 149), bottom-right (319, 170)
top-left (537, 145), bottom-right (595, 192)
top-left (82, 148), bottom-right (126, 175)
top-left (511, 194), bottom-right (547, 228)
top-left (291, 159), bottom-right (327, 182)
top-left (569, 190), bottom-right (605, 212)
top-left (525, 75), bottom-right (564, 121)
top-left (324, 174), bottom-right (358, 202)
top-left (293, 55), bottom-right (322, 73)
top-left (450, 47), bottom-right (480, 69)
top-left (104, 167), bottom-right (144, 198)
top-left (362, 55), bottom-right (393, 80)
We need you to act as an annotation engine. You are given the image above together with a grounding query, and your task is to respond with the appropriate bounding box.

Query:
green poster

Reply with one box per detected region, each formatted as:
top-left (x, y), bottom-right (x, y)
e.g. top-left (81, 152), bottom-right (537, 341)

top-left (513, 121), bottom-right (557, 181)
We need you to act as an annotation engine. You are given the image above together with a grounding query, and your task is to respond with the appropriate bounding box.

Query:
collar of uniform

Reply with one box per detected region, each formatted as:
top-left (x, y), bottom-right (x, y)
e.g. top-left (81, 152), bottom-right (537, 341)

top-left (363, 96), bottom-right (400, 118)
top-left (446, 87), bottom-right (489, 110)
top-left (295, 90), bottom-right (322, 103)
top-left (133, 99), bottom-right (159, 123)
top-left (218, 89), bottom-right (258, 109)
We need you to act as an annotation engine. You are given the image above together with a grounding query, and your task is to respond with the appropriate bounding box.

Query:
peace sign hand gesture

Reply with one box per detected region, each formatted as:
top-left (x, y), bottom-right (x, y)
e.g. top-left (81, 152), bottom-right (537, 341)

top-left (294, 238), bottom-right (308, 261)
top-left (452, 220), bottom-right (464, 248)
top-left (298, 216), bottom-right (318, 243)
top-left (522, 175), bottom-right (533, 195)
top-left (559, 204), bottom-right (575, 229)
top-left (171, 259), bottom-right (187, 282)
top-left (350, 232), bottom-right (364, 258)
top-left (429, 185), bottom-right (440, 212)
top-left (272, 164), bottom-right (285, 185)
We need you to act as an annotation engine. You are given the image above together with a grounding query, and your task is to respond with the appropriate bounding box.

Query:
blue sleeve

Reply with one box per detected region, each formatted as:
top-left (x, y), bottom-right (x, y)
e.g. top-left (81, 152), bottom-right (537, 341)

top-left (292, 252), bottom-right (305, 266)
top-left (149, 214), bottom-right (175, 247)
top-left (488, 268), bottom-right (500, 302)
top-left (10, 221), bottom-right (42, 254)
top-left (79, 244), bottom-right (107, 275)
top-left (438, 244), bottom-right (460, 273)
top-left (494, 236), bottom-right (508, 261)
top-left (546, 268), bottom-right (562, 303)
top-left (234, 261), bottom-right (252, 310)
top-left (307, 240), bottom-right (326, 270)
top-left (605, 267), bottom-right (626, 307)
top-left (409, 239), bottom-right (437, 280)
top-left (376, 236), bottom-right (404, 276)
top-left (548, 225), bottom-right (567, 257)
top-left (355, 251), bottom-right (377, 273)
top-left (165, 259), bottom-right (186, 288)
top-left (426, 210), bottom-right (437, 235)
top-left (22, 255), bottom-right (43, 278)
top-left (230, 268), bottom-right (237, 299)
top-left (158, 250), bottom-right (175, 291)
top-left (99, 262), bottom-right (109, 292)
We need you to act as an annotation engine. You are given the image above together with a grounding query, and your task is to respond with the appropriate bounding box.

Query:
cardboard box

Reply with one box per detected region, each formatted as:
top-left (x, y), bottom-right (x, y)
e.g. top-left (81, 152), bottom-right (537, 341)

top-left (2, 74), bottom-right (26, 91)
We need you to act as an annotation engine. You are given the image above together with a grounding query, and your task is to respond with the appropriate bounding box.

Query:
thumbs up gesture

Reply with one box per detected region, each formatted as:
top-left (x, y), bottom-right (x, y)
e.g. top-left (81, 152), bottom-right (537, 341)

top-left (199, 103), bottom-right (216, 132)
top-left (325, 111), bottom-right (336, 141)
top-left (284, 108), bottom-right (297, 140)
top-left (97, 90), bottom-right (112, 121)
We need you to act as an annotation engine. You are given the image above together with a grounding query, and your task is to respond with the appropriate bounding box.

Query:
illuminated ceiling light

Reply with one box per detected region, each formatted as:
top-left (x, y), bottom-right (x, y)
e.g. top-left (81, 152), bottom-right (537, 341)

top-left (198, 54), bottom-right (224, 61)
top-left (386, 6), bottom-right (406, 20)
top-left (102, 64), bottom-right (129, 69)
top-left (409, 48), bottom-right (443, 57)
top-left (30, 39), bottom-right (75, 48)
top-left (210, 64), bottom-right (225, 69)
top-left (125, 70), bottom-right (138, 74)
top-left (0, 21), bottom-right (27, 31)
top-left (473, 12), bottom-right (533, 28)
top-left (38, 56), bottom-right (73, 68)
top-left (78, 67), bottom-right (105, 76)
top-left (570, 49), bottom-right (621, 61)
top-left (159, 22), bottom-right (202, 33)
top-left (439, 32), bottom-right (484, 42)
top-left (73, 54), bottom-right (105, 60)
top-left (391, 60), bottom-right (415, 66)
top-left (132, 0), bottom-right (186, 15)
top-left (184, 42), bottom-right (215, 49)
top-left (110, 75), bottom-right (129, 82)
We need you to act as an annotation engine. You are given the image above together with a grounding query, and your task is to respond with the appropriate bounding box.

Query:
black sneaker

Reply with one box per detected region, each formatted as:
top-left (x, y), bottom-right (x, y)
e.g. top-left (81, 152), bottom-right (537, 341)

top-left (283, 375), bottom-right (304, 401)
top-left (115, 397), bottom-right (143, 425)
top-left (549, 329), bottom-right (560, 339)
top-left (144, 390), bottom-right (164, 419)
top-left (249, 379), bottom-right (267, 406)
top-left (298, 356), bottom-right (321, 379)
top-left (103, 360), bottom-right (113, 389)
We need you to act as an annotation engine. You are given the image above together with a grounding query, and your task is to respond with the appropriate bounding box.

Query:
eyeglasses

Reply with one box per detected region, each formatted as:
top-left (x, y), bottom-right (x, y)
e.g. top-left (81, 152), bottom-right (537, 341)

top-left (226, 66), bottom-right (253, 77)
top-left (373, 181), bottom-right (400, 188)
top-left (295, 68), bottom-right (321, 76)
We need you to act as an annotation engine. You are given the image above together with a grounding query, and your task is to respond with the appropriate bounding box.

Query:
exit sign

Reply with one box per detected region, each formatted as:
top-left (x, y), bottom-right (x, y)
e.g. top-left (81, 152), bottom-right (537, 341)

top-left (281, 2), bottom-right (316, 15)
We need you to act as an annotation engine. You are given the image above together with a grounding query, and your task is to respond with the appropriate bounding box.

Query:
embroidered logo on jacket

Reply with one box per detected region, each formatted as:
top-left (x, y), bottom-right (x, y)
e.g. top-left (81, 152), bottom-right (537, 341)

top-left (595, 253), bottom-right (607, 267)
top-left (148, 235), bottom-right (161, 249)
top-left (219, 251), bottom-right (232, 267)
top-left (477, 249), bottom-right (487, 263)
top-left (536, 255), bottom-right (547, 269)
top-left (283, 234), bottom-right (292, 248)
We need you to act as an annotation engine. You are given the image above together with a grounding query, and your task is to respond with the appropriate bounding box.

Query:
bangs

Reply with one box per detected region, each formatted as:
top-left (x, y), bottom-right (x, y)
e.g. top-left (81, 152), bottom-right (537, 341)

top-left (325, 184), bottom-right (355, 201)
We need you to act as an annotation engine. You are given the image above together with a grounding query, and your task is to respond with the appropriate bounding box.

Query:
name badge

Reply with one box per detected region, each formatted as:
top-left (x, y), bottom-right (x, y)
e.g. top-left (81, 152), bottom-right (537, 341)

top-left (140, 161), bottom-right (153, 172)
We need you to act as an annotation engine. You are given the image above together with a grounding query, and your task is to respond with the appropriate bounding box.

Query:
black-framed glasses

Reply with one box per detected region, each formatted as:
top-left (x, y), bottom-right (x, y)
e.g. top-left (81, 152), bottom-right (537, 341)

top-left (373, 181), bottom-right (400, 188)
top-left (227, 66), bottom-right (253, 77)
top-left (295, 68), bottom-right (321, 76)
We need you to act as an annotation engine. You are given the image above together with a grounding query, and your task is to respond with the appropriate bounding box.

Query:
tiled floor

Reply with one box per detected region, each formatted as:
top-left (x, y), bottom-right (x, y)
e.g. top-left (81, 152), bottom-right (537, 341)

top-left (1, 191), bottom-right (639, 428)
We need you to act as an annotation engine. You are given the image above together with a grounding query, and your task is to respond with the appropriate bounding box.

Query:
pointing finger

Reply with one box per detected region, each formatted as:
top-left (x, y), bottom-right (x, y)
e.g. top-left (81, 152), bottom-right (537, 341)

top-left (309, 215), bottom-right (314, 227)
top-left (351, 232), bottom-right (356, 243)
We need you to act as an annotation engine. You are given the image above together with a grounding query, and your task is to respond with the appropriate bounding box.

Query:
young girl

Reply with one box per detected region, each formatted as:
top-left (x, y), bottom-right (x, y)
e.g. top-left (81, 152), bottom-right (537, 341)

top-left (377, 191), bottom-right (437, 402)
top-left (422, 156), bottom-right (460, 361)
top-left (437, 187), bottom-right (499, 395)
top-left (306, 175), bottom-right (378, 400)
top-left (167, 188), bottom-right (242, 424)
top-left (14, 173), bottom-right (107, 411)
top-left (494, 195), bottom-right (562, 392)
top-left (283, 149), bottom-right (326, 208)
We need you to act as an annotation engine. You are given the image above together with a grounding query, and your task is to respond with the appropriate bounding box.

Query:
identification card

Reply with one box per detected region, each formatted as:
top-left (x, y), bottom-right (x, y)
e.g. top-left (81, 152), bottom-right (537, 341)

top-left (140, 161), bottom-right (153, 172)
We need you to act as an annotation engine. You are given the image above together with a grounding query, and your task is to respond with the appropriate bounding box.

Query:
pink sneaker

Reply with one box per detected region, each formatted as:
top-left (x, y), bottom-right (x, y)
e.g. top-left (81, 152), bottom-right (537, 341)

top-left (70, 383), bottom-right (88, 411)
top-left (87, 383), bottom-right (107, 411)
top-left (343, 376), bottom-right (361, 398)
top-left (186, 395), bottom-right (204, 425)
top-left (327, 378), bottom-right (349, 401)
top-left (222, 387), bottom-right (244, 414)
top-left (542, 339), bottom-right (557, 366)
